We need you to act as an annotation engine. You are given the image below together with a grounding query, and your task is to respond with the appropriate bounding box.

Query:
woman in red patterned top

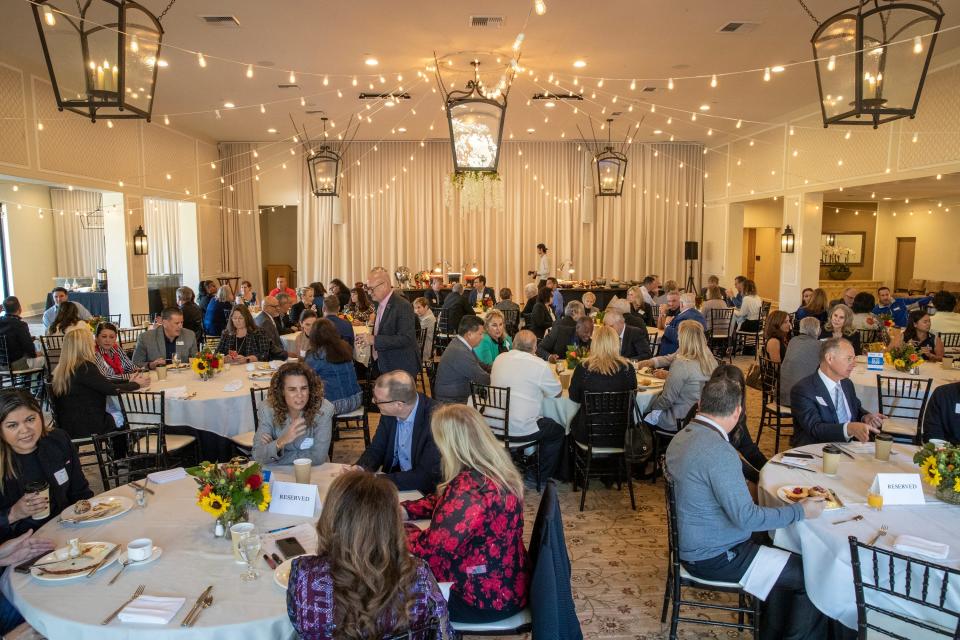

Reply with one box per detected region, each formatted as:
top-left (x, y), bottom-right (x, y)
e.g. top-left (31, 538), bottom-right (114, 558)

top-left (402, 403), bottom-right (530, 624)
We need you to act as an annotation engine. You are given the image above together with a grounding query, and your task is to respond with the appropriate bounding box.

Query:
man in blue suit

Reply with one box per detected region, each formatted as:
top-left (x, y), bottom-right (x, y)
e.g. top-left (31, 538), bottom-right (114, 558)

top-left (658, 293), bottom-right (707, 358)
top-left (467, 275), bottom-right (496, 307)
top-left (790, 337), bottom-right (885, 447)
top-left (356, 370), bottom-right (441, 494)
top-left (357, 267), bottom-right (420, 379)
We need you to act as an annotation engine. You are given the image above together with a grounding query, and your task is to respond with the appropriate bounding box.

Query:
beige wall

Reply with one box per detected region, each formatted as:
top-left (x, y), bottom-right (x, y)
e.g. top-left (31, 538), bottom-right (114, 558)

top-left (0, 180), bottom-right (56, 315)
top-left (820, 202), bottom-right (878, 280)
top-left (874, 199), bottom-right (960, 285)
top-left (744, 199), bottom-right (783, 228)
top-left (259, 205), bottom-right (298, 286)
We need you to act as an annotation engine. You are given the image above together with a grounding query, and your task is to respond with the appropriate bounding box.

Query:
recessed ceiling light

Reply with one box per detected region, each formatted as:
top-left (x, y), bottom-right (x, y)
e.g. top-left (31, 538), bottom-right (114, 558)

top-left (526, 127), bottom-right (535, 133)
top-left (364, 56), bottom-right (379, 66)
top-left (699, 104), bottom-right (710, 111)
top-left (397, 127), bottom-right (407, 133)
top-left (267, 128), bottom-right (277, 133)
top-left (544, 101), bottom-right (556, 108)
top-left (223, 101), bottom-right (235, 108)
top-left (883, 197), bottom-right (892, 200)
top-left (771, 65), bottom-right (785, 73)
top-left (573, 59), bottom-right (586, 68)
top-left (653, 129), bottom-right (663, 134)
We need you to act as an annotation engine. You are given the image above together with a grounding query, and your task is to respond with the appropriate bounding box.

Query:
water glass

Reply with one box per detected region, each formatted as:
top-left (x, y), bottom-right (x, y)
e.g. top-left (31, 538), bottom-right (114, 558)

top-left (867, 492), bottom-right (884, 511)
top-left (237, 532), bottom-right (262, 581)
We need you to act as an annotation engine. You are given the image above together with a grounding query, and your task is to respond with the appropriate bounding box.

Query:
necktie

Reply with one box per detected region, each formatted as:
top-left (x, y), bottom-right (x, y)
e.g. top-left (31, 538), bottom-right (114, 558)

top-left (834, 384), bottom-right (849, 424)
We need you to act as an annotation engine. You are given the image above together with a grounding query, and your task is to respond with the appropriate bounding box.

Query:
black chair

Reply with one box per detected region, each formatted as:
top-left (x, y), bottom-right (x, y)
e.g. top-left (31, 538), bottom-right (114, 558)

top-left (734, 305), bottom-right (768, 358)
top-left (233, 387), bottom-right (268, 455)
top-left (649, 304), bottom-right (660, 326)
top-left (91, 426), bottom-right (166, 490)
top-left (876, 374), bottom-right (933, 445)
top-left (707, 308), bottom-right (734, 363)
top-left (572, 390), bottom-right (636, 511)
top-left (131, 313), bottom-right (154, 327)
top-left (333, 405), bottom-right (371, 456)
top-left (470, 382), bottom-right (541, 492)
top-left (856, 328), bottom-right (882, 352)
top-left (940, 331), bottom-right (960, 355)
top-left (0, 336), bottom-right (14, 372)
top-left (754, 355), bottom-right (792, 453)
top-left (501, 308), bottom-right (520, 337)
top-left (849, 535), bottom-right (960, 639)
top-left (645, 418), bottom-right (682, 484)
top-left (107, 314), bottom-right (122, 326)
top-left (648, 331), bottom-right (660, 357)
top-left (118, 391), bottom-right (198, 467)
top-left (39, 334), bottom-right (65, 378)
top-left (118, 327), bottom-right (146, 358)
top-left (662, 474), bottom-right (760, 640)
top-left (415, 325), bottom-right (430, 393)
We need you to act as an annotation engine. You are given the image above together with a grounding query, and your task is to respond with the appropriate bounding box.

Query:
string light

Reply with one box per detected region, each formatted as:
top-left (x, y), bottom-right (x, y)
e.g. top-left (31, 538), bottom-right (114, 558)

top-left (246, 64), bottom-right (253, 78)
top-left (534, 0), bottom-right (547, 16)
top-left (710, 74), bottom-right (717, 88)
top-left (197, 52), bottom-right (206, 68)
top-left (163, 114), bottom-right (170, 125)
top-left (763, 67), bottom-right (771, 82)
top-left (667, 78), bottom-right (674, 90)
top-left (289, 71), bottom-right (296, 84)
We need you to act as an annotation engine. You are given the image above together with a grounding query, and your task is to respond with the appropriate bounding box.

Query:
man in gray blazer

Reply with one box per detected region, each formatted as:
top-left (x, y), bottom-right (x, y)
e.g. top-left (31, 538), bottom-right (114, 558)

top-left (255, 296), bottom-right (285, 353)
top-left (433, 315), bottom-right (490, 404)
top-left (132, 307), bottom-right (199, 369)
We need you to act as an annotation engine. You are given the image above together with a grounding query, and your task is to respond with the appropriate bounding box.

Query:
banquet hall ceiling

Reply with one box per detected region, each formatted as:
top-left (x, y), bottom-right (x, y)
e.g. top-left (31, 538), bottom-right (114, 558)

top-left (3, 0), bottom-right (960, 144)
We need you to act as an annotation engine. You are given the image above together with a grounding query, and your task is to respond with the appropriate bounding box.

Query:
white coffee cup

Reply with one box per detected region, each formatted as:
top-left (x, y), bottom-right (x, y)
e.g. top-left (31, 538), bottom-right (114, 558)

top-left (246, 363), bottom-right (255, 372)
top-left (127, 538), bottom-right (153, 562)
top-left (230, 522), bottom-right (255, 563)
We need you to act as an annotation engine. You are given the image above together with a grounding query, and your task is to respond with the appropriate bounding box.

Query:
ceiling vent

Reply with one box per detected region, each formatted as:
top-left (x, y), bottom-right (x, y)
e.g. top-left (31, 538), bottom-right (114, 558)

top-left (304, 110), bottom-right (326, 115)
top-left (470, 15), bottom-right (504, 28)
top-left (642, 86), bottom-right (657, 92)
top-left (277, 83), bottom-right (300, 89)
top-left (718, 21), bottom-right (759, 33)
top-left (198, 15), bottom-right (240, 27)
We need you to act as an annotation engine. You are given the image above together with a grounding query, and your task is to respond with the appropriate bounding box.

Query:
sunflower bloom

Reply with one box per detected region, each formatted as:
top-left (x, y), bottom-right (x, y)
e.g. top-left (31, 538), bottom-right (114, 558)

top-left (954, 477), bottom-right (960, 494)
top-left (199, 493), bottom-right (229, 518)
top-left (258, 483), bottom-right (271, 512)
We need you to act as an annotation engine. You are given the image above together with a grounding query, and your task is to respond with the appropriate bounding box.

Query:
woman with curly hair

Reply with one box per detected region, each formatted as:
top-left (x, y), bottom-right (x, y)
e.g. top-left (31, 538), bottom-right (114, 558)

top-left (287, 471), bottom-right (452, 639)
top-left (251, 361), bottom-right (334, 466)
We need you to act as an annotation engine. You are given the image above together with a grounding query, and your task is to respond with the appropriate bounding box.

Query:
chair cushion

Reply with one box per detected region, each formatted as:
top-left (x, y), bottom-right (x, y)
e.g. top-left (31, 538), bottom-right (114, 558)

top-left (881, 418), bottom-right (917, 437)
top-left (450, 608), bottom-right (532, 632)
top-left (335, 407), bottom-right (365, 419)
top-left (764, 402), bottom-right (792, 416)
top-left (679, 564), bottom-right (743, 588)
top-left (574, 440), bottom-right (625, 455)
top-left (230, 431), bottom-right (255, 448)
top-left (138, 433), bottom-right (196, 454)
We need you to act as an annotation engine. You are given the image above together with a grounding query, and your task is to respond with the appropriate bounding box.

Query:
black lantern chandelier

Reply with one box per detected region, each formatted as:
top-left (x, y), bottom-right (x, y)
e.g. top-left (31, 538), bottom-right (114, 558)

top-left (293, 114), bottom-right (360, 198)
top-left (806, 0), bottom-right (944, 128)
top-left (435, 56), bottom-right (515, 174)
top-left (132, 225), bottom-right (148, 255)
top-left (781, 225), bottom-right (796, 253)
top-left (31, 0), bottom-right (176, 122)
top-left (579, 118), bottom-right (629, 197)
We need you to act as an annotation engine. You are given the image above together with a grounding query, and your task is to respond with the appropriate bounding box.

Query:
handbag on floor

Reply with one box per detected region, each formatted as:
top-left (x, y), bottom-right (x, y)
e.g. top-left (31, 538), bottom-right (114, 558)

top-left (744, 362), bottom-right (762, 390)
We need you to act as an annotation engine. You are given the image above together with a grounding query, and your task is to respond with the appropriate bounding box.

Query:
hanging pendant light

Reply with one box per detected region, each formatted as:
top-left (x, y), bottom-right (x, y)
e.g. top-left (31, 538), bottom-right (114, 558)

top-left (810, 0), bottom-right (944, 128)
top-left (781, 225), bottom-right (796, 253)
top-left (593, 118), bottom-right (628, 197)
top-left (306, 118), bottom-right (340, 197)
top-left (436, 57), bottom-right (513, 173)
top-left (31, 0), bottom-right (175, 122)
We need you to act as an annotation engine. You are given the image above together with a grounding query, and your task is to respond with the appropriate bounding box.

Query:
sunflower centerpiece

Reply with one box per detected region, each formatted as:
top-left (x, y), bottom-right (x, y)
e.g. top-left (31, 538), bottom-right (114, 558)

top-left (914, 442), bottom-right (960, 505)
top-left (187, 457), bottom-right (271, 535)
top-left (884, 343), bottom-right (921, 374)
top-left (191, 347), bottom-right (223, 381)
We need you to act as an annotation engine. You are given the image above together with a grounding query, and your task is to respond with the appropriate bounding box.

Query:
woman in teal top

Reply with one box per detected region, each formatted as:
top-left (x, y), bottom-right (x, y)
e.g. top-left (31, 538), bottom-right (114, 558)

top-left (474, 309), bottom-right (512, 367)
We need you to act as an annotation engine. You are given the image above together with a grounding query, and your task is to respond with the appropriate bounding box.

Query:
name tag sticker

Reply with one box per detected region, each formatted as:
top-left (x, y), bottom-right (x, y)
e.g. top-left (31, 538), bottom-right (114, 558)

top-left (955, 403), bottom-right (960, 415)
top-left (54, 468), bottom-right (69, 486)
top-left (268, 481), bottom-right (319, 517)
top-left (871, 473), bottom-right (926, 506)
top-left (299, 437), bottom-right (314, 450)
top-left (815, 396), bottom-right (829, 407)
top-left (176, 340), bottom-right (185, 346)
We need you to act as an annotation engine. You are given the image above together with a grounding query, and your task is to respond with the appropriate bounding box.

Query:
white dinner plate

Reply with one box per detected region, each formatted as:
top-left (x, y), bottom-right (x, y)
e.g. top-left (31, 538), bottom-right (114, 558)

top-left (248, 371), bottom-right (273, 381)
top-left (118, 546), bottom-right (163, 567)
top-left (31, 542), bottom-right (119, 581)
top-left (274, 558), bottom-right (294, 589)
top-left (59, 495), bottom-right (134, 525)
top-left (777, 485), bottom-right (843, 510)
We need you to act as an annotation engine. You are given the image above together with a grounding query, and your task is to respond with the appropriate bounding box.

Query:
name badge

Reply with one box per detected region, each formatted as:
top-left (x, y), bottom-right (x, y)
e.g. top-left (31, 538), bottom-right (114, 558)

top-left (871, 473), bottom-right (926, 505)
top-left (176, 340), bottom-right (185, 346)
top-left (299, 437), bottom-right (314, 450)
top-left (815, 396), bottom-right (828, 407)
top-left (268, 481), bottom-right (319, 517)
top-left (955, 403), bottom-right (960, 415)
top-left (54, 468), bottom-right (69, 486)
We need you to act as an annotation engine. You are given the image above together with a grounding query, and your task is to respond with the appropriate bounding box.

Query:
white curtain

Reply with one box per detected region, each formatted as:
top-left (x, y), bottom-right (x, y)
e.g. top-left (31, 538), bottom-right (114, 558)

top-left (143, 197), bottom-right (181, 275)
top-left (51, 188), bottom-right (106, 277)
top-left (297, 140), bottom-right (703, 297)
top-left (219, 143), bottom-right (264, 295)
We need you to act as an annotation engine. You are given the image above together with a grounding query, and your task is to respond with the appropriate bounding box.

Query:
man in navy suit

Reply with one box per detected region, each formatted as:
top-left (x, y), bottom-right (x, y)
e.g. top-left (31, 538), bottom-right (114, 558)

top-left (790, 337), bottom-right (885, 447)
top-left (467, 275), bottom-right (496, 307)
top-left (357, 268), bottom-right (420, 379)
top-left (356, 370), bottom-right (441, 494)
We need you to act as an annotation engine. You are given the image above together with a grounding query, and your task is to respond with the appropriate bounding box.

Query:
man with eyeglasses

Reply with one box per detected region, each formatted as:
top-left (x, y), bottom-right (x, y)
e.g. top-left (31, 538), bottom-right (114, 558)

top-left (254, 295), bottom-right (286, 353)
top-left (356, 370), bottom-right (440, 494)
top-left (355, 268), bottom-right (420, 378)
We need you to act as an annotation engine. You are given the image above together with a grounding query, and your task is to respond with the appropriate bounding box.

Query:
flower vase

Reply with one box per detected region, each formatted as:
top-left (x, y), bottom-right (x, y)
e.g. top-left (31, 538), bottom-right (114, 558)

top-left (936, 485), bottom-right (960, 505)
top-left (215, 506), bottom-right (249, 538)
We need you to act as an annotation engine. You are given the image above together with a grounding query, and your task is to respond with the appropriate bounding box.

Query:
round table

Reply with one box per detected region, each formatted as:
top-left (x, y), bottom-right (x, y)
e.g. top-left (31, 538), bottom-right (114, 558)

top-left (758, 442), bottom-right (960, 630)
top-left (1, 463), bottom-right (420, 639)
top-left (540, 364), bottom-right (663, 432)
top-left (849, 359), bottom-right (960, 414)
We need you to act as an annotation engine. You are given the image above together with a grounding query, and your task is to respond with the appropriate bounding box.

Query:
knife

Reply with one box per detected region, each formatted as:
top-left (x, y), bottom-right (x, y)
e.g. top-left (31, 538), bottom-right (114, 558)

top-left (769, 460), bottom-right (815, 473)
top-left (834, 444), bottom-right (856, 459)
top-left (85, 545), bottom-right (120, 578)
top-left (127, 481), bottom-right (155, 495)
top-left (181, 585), bottom-right (213, 627)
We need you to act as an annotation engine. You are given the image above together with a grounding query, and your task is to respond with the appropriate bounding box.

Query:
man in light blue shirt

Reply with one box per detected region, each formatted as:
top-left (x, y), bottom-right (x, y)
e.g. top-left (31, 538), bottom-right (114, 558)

top-left (393, 393), bottom-right (419, 471)
top-left (546, 277), bottom-right (564, 318)
top-left (42, 287), bottom-right (92, 329)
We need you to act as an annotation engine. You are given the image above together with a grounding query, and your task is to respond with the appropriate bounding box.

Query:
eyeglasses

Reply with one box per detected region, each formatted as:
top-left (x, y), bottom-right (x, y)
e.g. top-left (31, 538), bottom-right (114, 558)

top-left (372, 398), bottom-right (402, 406)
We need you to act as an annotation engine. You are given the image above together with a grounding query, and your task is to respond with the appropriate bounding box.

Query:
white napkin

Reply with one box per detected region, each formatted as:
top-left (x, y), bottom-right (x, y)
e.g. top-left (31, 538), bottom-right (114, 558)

top-left (268, 360), bottom-right (285, 370)
top-left (780, 455), bottom-right (811, 467)
top-left (163, 386), bottom-right (189, 399)
top-left (438, 582), bottom-right (453, 602)
top-left (117, 595), bottom-right (186, 624)
top-left (893, 535), bottom-right (950, 560)
top-left (222, 380), bottom-right (243, 392)
top-left (147, 467), bottom-right (188, 484)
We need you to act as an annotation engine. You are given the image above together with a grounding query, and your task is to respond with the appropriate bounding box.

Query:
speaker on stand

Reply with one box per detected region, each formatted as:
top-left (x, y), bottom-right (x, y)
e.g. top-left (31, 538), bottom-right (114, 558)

top-left (684, 241), bottom-right (699, 296)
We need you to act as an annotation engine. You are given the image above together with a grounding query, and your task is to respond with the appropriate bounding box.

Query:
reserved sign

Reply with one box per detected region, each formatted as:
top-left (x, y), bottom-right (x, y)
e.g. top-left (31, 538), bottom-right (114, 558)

top-left (268, 480), bottom-right (320, 517)
top-left (871, 473), bottom-right (926, 506)
top-left (866, 352), bottom-right (885, 372)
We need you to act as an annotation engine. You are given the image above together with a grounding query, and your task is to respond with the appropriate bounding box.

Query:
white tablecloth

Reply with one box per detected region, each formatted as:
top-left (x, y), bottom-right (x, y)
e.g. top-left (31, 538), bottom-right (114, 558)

top-left (849, 360), bottom-right (960, 414)
top-left (758, 443), bottom-right (960, 630)
top-left (1, 463), bottom-right (419, 640)
top-left (539, 365), bottom-right (662, 432)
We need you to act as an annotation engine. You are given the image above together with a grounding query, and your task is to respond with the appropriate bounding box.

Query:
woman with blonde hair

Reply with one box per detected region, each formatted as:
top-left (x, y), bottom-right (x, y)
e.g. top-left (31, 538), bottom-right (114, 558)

top-left (287, 470), bottom-right (451, 639)
top-left (50, 329), bottom-right (149, 439)
top-left (473, 309), bottom-right (512, 366)
top-left (202, 284), bottom-right (234, 337)
top-left (646, 320), bottom-right (717, 432)
top-left (796, 287), bottom-right (829, 323)
top-left (568, 325), bottom-right (637, 444)
top-left (820, 303), bottom-right (861, 354)
top-left (402, 404), bottom-right (529, 624)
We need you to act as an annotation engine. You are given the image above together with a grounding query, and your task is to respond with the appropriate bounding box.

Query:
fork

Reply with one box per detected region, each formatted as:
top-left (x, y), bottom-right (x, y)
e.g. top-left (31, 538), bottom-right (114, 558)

top-left (186, 595), bottom-right (213, 627)
top-left (101, 584), bottom-right (145, 625)
top-left (867, 524), bottom-right (889, 546)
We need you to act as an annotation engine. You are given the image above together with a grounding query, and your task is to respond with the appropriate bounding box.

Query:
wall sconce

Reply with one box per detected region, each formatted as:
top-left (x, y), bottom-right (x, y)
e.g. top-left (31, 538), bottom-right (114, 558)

top-left (781, 225), bottom-right (796, 253)
top-left (133, 225), bottom-right (148, 255)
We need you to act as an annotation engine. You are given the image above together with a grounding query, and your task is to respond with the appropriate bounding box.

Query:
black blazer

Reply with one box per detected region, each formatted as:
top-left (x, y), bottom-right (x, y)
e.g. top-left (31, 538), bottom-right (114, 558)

top-left (372, 293), bottom-right (420, 378)
top-left (356, 394), bottom-right (441, 494)
top-left (0, 429), bottom-right (93, 539)
top-left (467, 287), bottom-right (496, 306)
top-left (790, 372), bottom-right (868, 447)
top-left (529, 302), bottom-right (555, 339)
top-left (424, 289), bottom-right (441, 308)
top-left (288, 301), bottom-right (316, 326)
top-left (440, 292), bottom-right (474, 334)
top-left (627, 302), bottom-right (655, 328)
top-left (537, 316), bottom-right (578, 359)
top-left (52, 361), bottom-right (141, 438)
top-left (620, 325), bottom-right (652, 360)
top-left (179, 302), bottom-right (204, 338)
top-left (922, 382), bottom-right (960, 444)
top-left (0, 315), bottom-right (37, 364)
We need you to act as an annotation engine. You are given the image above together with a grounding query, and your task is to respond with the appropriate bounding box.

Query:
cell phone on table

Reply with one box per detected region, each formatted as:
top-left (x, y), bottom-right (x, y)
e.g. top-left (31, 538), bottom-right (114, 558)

top-left (14, 550), bottom-right (51, 574)
top-left (276, 537), bottom-right (306, 559)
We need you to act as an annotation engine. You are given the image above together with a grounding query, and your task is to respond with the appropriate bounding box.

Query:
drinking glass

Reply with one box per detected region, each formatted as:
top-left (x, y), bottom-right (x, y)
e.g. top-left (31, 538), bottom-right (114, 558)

top-left (867, 492), bottom-right (884, 511)
top-left (237, 532), bottom-right (262, 581)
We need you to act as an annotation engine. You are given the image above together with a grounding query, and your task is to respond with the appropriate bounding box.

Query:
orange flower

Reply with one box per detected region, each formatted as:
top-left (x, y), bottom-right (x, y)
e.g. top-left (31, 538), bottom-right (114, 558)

top-left (909, 353), bottom-right (919, 362)
top-left (199, 483), bottom-right (213, 498)
top-left (884, 320), bottom-right (893, 327)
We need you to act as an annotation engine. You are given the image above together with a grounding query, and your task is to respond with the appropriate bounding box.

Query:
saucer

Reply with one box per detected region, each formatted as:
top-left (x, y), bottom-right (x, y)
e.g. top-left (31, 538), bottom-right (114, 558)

top-left (118, 546), bottom-right (163, 566)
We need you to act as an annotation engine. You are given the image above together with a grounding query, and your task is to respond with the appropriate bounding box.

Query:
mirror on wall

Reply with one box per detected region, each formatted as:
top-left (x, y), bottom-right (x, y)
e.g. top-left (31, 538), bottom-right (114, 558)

top-left (821, 231), bottom-right (866, 266)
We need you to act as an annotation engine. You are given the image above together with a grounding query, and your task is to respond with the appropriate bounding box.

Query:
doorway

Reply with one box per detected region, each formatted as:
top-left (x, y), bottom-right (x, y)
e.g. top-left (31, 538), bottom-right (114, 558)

top-left (894, 238), bottom-right (916, 292)
top-left (741, 227), bottom-right (781, 301)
